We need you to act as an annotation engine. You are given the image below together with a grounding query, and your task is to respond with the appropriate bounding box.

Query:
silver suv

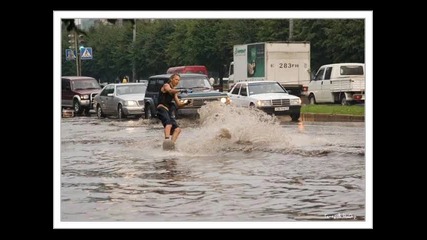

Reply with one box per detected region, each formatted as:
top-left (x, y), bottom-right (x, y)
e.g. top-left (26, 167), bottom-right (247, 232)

top-left (62, 76), bottom-right (102, 115)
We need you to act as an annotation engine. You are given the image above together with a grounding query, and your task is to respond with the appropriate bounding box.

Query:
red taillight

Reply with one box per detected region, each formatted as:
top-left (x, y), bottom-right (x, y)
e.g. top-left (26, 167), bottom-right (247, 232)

top-left (354, 95), bottom-right (361, 100)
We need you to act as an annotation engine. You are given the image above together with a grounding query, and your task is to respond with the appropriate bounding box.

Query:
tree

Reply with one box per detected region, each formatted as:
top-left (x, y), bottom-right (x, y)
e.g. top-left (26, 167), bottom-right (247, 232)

top-left (294, 19), bottom-right (365, 72)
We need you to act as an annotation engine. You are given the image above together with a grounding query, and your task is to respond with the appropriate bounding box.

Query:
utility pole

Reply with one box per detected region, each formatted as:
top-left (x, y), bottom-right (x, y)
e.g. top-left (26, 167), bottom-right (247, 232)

top-left (289, 19), bottom-right (294, 41)
top-left (74, 30), bottom-right (81, 76)
top-left (78, 49), bottom-right (82, 76)
top-left (68, 30), bottom-right (80, 76)
top-left (75, 31), bottom-right (82, 76)
top-left (132, 19), bottom-right (136, 82)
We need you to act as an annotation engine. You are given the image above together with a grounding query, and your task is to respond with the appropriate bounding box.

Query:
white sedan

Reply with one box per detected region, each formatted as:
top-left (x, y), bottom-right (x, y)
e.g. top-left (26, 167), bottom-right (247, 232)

top-left (228, 81), bottom-right (301, 121)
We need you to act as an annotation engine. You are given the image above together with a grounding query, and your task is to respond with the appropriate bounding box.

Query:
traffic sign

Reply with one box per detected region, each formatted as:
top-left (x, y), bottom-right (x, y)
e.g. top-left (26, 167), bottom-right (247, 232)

top-left (65, 49), bottom-right (76, 61)
top-left (80, 47), bottom-right (93, 60)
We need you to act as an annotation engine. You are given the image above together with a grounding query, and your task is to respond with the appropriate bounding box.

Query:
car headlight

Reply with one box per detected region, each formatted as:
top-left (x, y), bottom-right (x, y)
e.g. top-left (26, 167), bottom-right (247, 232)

top-left (220, 97), bottom-right (230, 104)
top-left (257, 100), bottom-right (272, 107)
top-left (290, 98), bottom-right (301, 106)
top-left (81, 95), bottom-right (89, 100)
top-left (124, 101), bottom-right (137, 106)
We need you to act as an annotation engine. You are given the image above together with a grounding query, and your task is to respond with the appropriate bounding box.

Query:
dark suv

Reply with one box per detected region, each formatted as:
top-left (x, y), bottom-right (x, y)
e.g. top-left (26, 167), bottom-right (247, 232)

top-left (62, 76), bottom-right (102, 115)
top-left (144, 73), bottom-right (229, 118)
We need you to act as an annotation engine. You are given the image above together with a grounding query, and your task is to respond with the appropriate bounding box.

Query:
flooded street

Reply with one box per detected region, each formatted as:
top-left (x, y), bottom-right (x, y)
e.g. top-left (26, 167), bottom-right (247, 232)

top-left (57, 103), bottom-right (368, 228)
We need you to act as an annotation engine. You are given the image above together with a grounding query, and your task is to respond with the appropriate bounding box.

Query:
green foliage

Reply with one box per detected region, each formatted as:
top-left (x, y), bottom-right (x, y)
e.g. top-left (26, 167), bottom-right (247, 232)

top-left (301, 104), bottom-right (365, 116)
top-left (167, 19), bottom-right (233, 78)
top-left (140, 20), bottom-right (176, 76)
top-left (293, 19), bottom-right (365, 72)
top-left (257, 19), bottom-right (290, 41)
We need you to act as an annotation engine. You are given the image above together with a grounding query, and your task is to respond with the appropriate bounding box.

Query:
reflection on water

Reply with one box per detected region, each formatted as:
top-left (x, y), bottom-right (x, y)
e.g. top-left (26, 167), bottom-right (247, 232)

top-left (60, 102), bottom-right (366, 225)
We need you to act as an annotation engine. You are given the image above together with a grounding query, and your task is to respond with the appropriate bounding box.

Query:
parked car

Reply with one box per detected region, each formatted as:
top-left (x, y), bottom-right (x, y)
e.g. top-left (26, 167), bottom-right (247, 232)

top-left (228, 81), bottom-right (302, 121)
top-left (144, 73), bottom-right (229, 118)
top-left (136, 79), bottom-right (148, 84)
top-left (62, 76), bottom-right (102, 115)
top-left (307, 63), bottom-right (365, 105)
top-left (93, 83), bottom-right (147, 119)
top-left (166, 65), bottom-right (208, 76)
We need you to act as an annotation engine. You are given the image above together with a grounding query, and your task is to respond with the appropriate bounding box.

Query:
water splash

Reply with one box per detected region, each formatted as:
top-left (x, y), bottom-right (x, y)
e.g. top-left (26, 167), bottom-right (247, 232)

top-left (177, 102), bottom-right (294, 154)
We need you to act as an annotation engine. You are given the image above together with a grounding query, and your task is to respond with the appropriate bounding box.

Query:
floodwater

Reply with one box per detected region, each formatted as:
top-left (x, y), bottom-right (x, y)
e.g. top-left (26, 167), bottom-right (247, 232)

top-left (58, 103), bottom-right (368, 228)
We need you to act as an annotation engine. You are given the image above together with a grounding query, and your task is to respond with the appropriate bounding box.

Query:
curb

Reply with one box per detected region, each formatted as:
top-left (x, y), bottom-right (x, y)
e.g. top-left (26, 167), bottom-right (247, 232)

top-left (301, 113), bottom-right (364, 122)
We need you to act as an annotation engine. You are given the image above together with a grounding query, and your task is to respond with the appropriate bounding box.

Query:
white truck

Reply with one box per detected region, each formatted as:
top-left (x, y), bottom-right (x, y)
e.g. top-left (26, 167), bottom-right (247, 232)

top-left (228, 42), bottom-right (311, 96)
top-left (307, 63), bottom-right (365, 105)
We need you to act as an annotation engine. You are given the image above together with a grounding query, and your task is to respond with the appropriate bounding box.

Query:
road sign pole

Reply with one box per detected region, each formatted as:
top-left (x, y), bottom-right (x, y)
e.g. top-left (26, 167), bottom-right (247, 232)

top-left (79, 52), bottom-right (82, 76)
top-left (73, 30), bottom-right (81, 76)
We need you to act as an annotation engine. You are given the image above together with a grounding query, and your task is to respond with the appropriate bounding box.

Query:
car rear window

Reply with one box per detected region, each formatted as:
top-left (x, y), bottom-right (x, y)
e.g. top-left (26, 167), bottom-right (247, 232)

top-left (340, 66), bottom-right (364, 75)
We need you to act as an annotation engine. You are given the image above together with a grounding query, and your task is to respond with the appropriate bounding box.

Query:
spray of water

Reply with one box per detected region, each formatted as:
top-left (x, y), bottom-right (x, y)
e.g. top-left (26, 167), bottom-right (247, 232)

top-left (177, 102), bottom-right (295, 154)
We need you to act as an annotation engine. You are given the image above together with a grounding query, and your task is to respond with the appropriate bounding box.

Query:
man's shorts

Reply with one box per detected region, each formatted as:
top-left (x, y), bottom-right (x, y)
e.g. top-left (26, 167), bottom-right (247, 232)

top-left (157, 107), bottom-right (179, 133)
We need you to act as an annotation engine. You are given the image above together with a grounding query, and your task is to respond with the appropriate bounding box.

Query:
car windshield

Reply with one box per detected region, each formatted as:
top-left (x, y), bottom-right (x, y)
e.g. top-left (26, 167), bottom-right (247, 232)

top-left (248, 82), bottom-right (287, 95)
top-left (72, 80), bottom-right (101, 90)
top-left (176, 77), bottom-right (212, 90)
top-left (116, 85), bottom-right (147, 95)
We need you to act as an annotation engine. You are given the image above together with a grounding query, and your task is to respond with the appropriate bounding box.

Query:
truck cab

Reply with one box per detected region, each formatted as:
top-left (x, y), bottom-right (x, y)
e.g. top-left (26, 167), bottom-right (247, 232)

top-left (307, 63), bottom-right (365, 105)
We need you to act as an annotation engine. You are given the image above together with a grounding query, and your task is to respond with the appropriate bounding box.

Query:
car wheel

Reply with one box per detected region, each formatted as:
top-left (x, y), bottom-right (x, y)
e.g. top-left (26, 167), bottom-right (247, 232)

top-left (340, 95), bottom-right (350, 106)
top-left (118, 105), bottom-right (126, 119)
top-left (96, 105), bottom-right (105, 119)
top-left (144, 104), bottom-right (153, 119)
top-left (73, 99), bottom-right (83, 114)
top-left (308, 94), bottom-right (316, 105)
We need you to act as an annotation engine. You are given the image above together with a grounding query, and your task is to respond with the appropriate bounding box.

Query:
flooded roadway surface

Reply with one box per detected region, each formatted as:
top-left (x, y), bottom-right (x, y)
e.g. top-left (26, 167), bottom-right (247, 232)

top-left (59, 103), bottom-right (367, 227)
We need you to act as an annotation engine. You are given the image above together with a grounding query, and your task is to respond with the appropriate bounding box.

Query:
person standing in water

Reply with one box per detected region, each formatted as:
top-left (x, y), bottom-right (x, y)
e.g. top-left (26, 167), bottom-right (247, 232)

top-left (156, 74), bottom-right (191, 146)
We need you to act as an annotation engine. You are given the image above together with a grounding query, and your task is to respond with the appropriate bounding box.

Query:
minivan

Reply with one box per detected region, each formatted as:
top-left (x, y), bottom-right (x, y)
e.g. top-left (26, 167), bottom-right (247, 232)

top-left (166, 65), bottom-right (208, 76)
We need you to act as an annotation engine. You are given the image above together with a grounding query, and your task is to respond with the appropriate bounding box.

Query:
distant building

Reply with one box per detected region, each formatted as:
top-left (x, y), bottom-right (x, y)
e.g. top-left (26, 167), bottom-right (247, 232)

top-left (75, 19), bottom-right (96, 30)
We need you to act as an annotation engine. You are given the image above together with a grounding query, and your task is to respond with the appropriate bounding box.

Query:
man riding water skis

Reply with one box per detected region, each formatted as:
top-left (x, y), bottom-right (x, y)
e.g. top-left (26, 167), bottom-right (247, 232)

top-left (156, 74), bottom-right (191, 147)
